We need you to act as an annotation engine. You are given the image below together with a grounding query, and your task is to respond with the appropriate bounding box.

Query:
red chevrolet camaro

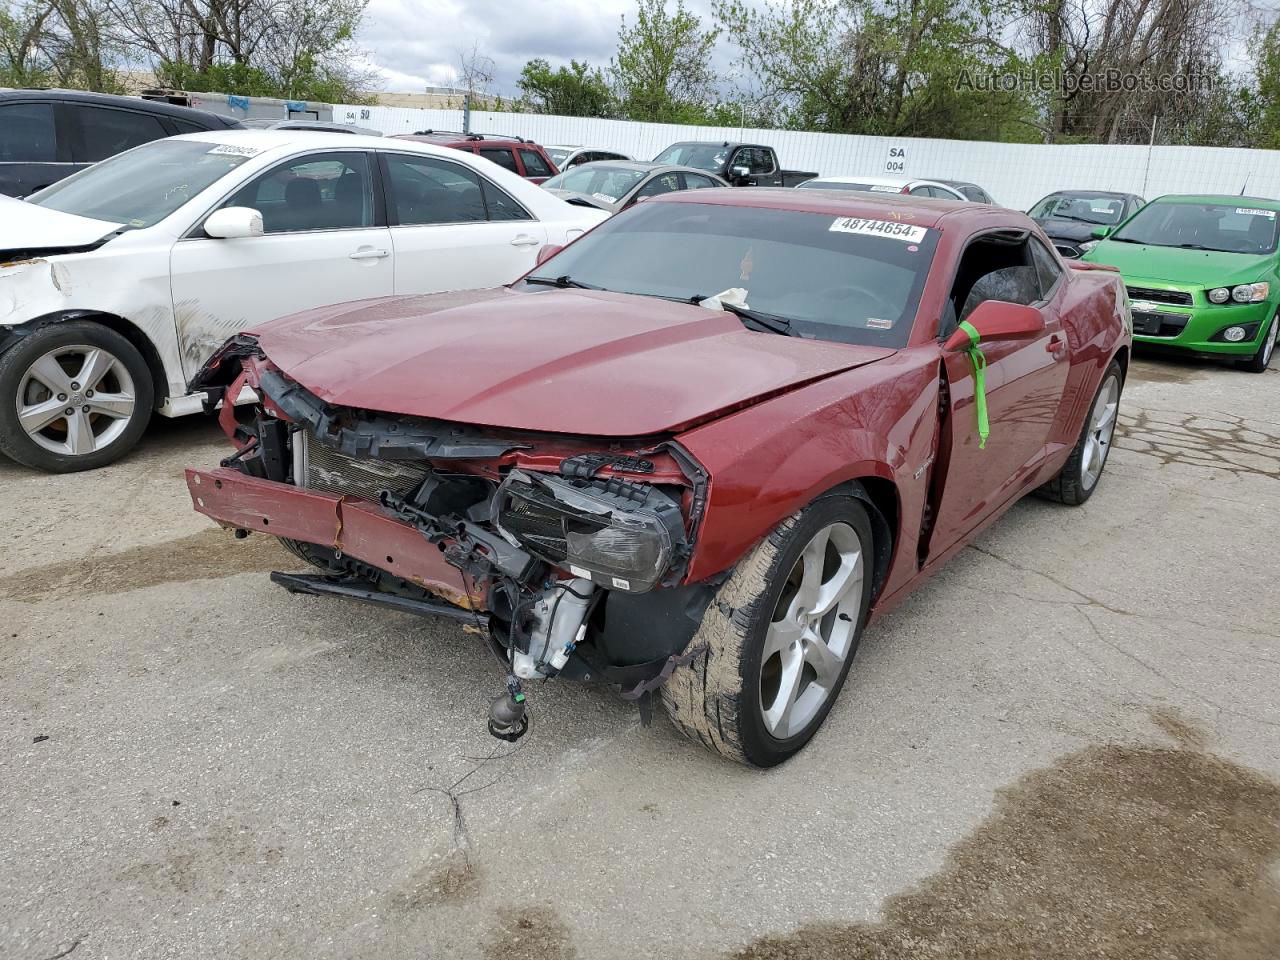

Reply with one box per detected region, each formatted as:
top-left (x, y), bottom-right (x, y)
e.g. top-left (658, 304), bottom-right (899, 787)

top-left (187, 189), bottom-right (1131, 766)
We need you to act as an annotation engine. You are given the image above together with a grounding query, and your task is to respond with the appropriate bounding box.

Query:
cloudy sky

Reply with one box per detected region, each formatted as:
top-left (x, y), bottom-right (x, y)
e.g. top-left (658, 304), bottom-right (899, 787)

top-left (356, 0), bottom-right (728, 95)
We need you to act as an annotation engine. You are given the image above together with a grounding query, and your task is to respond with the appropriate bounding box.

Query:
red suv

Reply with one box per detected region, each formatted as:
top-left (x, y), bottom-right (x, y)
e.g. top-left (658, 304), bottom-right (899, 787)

top-left (391, 131), bottom-right (559, 184)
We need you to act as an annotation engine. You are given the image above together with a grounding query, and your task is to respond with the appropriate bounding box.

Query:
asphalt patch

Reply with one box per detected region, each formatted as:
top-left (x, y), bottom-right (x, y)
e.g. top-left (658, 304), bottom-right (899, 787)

top-left (0, 528), bottom-right (295, 603)
top-left (485, 906), bottom-right (577, 960)
top-left (1127, 356), bottom-right (1208, 384)
top-left (725, 743), bottom-right (1280, 959)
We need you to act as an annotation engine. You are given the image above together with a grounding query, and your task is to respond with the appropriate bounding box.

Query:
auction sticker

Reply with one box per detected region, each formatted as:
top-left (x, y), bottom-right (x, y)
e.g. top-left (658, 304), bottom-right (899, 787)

top-left (1237, 207), bottom-right (1276, 218)
top-left (830, 216), bottom-right (928, 243)
top-left (209, 143), bottom-right (262, 157)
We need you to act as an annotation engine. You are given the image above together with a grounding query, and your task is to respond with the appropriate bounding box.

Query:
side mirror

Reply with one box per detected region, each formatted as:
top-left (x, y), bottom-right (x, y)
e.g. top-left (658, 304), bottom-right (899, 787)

top-left (1090, 225), bottom-right (1112, 240)
top-left (731, 164), bottom-right (750, 180)
top-left (205, 206), bottom-right (264, 239)
top-left (535, 243), bottom-right (563, 266)
top-left (943, 300), bottom-right (1045, 352)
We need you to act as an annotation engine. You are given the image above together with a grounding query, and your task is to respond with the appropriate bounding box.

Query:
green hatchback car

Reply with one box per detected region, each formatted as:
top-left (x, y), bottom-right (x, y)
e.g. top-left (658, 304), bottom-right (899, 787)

top-left (1080, 195), bottom-right (1279, 372)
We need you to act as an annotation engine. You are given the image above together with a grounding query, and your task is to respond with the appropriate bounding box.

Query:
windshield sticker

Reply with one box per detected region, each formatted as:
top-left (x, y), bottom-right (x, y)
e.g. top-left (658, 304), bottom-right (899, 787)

top-left (1237, 207), bottom-right (1276, 218)
top-left (869, 184), bottom-right (901, 193)
top-left (865, 317), bottom-right (893, 329)
top-left (208, 143), bottom-right (262, 157)
top-left (830, 217), bottom-right (928, 243)
top-left (591, 192), bottom-right (617, 203)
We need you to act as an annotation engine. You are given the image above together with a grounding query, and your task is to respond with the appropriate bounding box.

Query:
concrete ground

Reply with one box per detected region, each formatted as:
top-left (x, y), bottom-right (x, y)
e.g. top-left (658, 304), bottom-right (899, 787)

top-left (1, 354), bottom-right (1277, 960)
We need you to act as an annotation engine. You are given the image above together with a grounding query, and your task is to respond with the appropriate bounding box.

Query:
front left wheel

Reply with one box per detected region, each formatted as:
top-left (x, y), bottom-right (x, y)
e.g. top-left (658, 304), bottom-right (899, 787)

top-left (0, 321), bottom-right (153, 473)
top-left (1238, 312), bottom-right (1277, 374)
top-left (662, 495), bottom-right (874, 767)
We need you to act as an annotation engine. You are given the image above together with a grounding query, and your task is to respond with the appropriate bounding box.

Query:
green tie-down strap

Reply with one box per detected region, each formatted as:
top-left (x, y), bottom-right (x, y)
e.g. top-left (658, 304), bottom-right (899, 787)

top-left (957, 320), bottom-right (989, 449)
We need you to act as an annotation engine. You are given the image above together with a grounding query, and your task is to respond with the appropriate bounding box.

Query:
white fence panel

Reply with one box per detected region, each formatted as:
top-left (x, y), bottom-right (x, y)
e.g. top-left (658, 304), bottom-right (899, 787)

top-left (336, 104), bottom-right (1280, 211)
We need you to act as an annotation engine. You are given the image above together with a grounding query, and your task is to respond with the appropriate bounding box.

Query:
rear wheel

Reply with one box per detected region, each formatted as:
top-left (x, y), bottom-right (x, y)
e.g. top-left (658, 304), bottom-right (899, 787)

top-left (662, 496), bottom-right (874, 767)
top-left (0, 321), bottom-right (153, 473)
top-left (1238, 312), bottom-right (1277, 374)
top-left (1037, 359), bottom-right (1122, 506)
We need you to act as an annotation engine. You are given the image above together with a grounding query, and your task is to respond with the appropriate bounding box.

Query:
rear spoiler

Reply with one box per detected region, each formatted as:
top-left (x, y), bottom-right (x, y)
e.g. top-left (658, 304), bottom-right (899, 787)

top-left (1067, 260), bottom-right (1119, 272)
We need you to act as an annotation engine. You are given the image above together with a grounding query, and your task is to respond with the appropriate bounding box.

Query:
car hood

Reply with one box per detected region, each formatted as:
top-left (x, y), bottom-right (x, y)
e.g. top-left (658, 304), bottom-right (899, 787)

top-left (1035, 218), bottom-right (1099, 243)
top-left (544, 189), bottom-right (618, 213)
top-left (252, 288), bottom-right (895, 436)
top-left (1084, 240), bottom-right (1274, 286)
top-left (0, 194), bottom-right (122, 254)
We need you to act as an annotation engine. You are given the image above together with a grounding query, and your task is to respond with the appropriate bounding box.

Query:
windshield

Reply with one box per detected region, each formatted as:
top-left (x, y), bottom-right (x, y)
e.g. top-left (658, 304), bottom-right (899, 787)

top-left (1030, 193), bottom-right (1127, 225)
top-left (28, 139), bottom-right (253, 228)
top-left (652, 143), bottom-right (728, 173)
top-left (522, 201), bottom-right (938, 348)
top-left (1110, 201), bottom-right (1279, 254)
top-left (543, 166), bottom-right (646, 202)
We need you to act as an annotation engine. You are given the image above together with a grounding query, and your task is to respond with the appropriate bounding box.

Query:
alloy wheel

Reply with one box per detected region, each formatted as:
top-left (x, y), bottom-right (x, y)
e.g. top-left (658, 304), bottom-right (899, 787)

top-left (16, 345), bottom-right (137, 457)
top-left (1081, 373), bottom-right (1119, 490)
top-left (759, 520), bottom-right (865, 739)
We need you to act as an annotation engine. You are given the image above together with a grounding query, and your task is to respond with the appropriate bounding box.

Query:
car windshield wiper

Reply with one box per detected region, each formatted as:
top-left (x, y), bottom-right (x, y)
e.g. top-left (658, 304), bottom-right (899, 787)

top-left (690, 295), bottom-right (799, 337)
top-left (1108, 236), bottom-right (1144, 244)
top-left (524, 275), bottom-right (603, 290)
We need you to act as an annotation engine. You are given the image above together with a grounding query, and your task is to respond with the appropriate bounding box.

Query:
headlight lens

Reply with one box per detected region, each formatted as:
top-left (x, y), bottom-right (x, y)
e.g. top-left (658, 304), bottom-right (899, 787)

top-left (1207, 287), bottom-right (1231, 303)
top-left (1231, 282), bottom-right (1269, 303)
top-left (496, 469), bottom-right (687, 592)
top-left (1078, 240), bottom-right (1098, 253)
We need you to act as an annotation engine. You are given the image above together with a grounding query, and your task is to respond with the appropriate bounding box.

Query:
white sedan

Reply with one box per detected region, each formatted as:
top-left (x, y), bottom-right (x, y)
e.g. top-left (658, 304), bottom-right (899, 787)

top-left (0, 131), bottom-right (607, 472)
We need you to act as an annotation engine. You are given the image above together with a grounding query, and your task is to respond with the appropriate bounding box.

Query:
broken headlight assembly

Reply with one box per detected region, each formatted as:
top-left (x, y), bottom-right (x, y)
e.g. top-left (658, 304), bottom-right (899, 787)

top-left (496, 469), bottom-right (687, 593)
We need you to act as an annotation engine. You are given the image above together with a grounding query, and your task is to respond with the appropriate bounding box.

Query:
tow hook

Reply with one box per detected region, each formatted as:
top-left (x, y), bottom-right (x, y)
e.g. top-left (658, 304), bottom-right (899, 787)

top-left (487, 676), bottom-right (529, 742)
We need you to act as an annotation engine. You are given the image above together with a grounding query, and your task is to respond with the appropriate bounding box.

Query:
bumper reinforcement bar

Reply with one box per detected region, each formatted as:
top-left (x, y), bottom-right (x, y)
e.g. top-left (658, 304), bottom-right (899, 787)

top-left (270, 571), bottom-right (485, 624)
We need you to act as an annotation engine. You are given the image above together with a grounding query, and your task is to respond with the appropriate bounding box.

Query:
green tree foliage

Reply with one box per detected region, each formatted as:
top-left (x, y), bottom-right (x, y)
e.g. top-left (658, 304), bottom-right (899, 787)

top-left (517, 57), bottom-right (615, 117)
top-left (611, 0), bottom-right (721, 123)
top-left (716, 0), bottom-right (1041, 139)
top-left (1252, 20), bottom-right (1280, 151)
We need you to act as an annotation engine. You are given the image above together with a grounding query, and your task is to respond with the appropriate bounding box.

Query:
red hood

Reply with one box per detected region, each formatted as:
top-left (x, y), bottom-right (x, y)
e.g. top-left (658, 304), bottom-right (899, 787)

top-left (251, 288), bottom-right (895, 436)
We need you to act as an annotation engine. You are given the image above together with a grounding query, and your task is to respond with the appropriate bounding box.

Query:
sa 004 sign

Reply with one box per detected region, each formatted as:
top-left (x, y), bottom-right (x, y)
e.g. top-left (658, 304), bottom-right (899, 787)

top-left (885, 145), bottom-right (907, 174)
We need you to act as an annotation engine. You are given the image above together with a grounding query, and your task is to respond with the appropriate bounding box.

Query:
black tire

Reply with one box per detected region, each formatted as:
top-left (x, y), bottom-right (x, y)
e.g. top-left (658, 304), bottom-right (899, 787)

top-left (1238, 312), bottom-right (1277, 374)
top-left (0, 321), bottom-right (154, 473)
top-left (1037, 358), bottom-right (1123, 506)
top-left (662, 495), bottom-right (875, 767)
top-left (278, 538), bottom-right (342, 572)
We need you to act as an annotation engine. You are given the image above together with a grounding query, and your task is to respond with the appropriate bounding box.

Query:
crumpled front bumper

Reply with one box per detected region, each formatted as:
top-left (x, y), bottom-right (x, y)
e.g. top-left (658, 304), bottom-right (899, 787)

top-left (185, 466), bottom-right (483, 609)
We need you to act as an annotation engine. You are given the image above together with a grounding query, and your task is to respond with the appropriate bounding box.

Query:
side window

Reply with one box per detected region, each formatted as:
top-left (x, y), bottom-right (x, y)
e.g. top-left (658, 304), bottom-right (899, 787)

top-left (683, 173), bottom-right (718, 190)
top-left (0, 102), bottom-right (56, 162)
top-left (481, 179), bottom-right (533, 221)
top-left (478, 148), bottom-right (519, 174)
top-left (223, 151), bottom-right (373, 234)
top-left (1029, 239), bottom-right (1063, 298)
top-left (753, 149), bottom-right (777, 175)
top-left (945, 235), bottom-right (1042, 332)
top-left (518, 149), bottom-right (552, 178)
top-left (384, 153), bottom-right (486, 225)
top-left (636, 173), bottom-right (682, 199)
top-left (169, 119), bottom-right (207, 135)
top-left (76, 106), bottom-right (168, 162)
top-left (908, 185), bottom-right (933, 197)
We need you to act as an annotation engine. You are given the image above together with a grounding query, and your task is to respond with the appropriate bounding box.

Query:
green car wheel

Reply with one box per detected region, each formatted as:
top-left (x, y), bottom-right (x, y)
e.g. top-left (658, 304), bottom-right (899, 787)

top-left (1239, 311), bottom-right (1277, 373)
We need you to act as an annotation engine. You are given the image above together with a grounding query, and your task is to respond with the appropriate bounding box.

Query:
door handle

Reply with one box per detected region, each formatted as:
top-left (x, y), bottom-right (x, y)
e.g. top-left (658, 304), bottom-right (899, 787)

top-left (1047, 334), bottom-right (1068, 358)
top-left (349, 248), bottom-right (389, 260)
top-left (510, 235), bottom-right (540, 247)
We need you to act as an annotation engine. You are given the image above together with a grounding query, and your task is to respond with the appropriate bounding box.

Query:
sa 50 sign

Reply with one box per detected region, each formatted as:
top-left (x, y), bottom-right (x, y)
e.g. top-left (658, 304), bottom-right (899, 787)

top-left (885, 145), bottom-right (907, 174)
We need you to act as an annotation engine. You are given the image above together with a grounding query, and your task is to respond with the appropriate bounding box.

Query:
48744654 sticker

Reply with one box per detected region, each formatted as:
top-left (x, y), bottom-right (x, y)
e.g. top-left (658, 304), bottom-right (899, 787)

top-left (829, 217), bottom-right (928, 243)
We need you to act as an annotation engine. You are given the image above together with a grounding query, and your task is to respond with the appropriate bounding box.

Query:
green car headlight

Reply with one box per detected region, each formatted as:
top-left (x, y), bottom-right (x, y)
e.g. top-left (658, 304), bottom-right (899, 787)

top-left (1207, 287), bottom-right (1231, 304)
top-left (1231, 282), bottom-right (1269, 303)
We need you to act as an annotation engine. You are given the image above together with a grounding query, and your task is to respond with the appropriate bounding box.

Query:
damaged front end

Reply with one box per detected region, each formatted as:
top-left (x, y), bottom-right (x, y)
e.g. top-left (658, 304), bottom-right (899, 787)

top-left (187, 336), bottom-right (715, 733)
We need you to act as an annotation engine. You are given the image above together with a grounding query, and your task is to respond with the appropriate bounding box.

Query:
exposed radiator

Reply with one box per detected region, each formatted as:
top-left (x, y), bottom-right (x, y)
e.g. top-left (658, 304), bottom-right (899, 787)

top-left (297, 431), bottom-right (429, 502)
